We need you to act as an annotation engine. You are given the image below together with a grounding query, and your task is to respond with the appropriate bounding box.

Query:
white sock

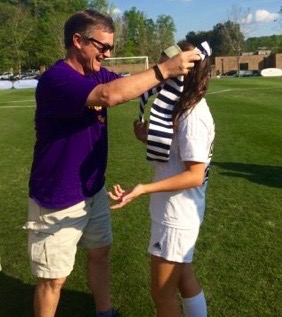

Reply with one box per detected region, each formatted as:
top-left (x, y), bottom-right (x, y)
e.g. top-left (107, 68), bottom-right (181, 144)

top-left (182, 290), bottom-right (207, 317)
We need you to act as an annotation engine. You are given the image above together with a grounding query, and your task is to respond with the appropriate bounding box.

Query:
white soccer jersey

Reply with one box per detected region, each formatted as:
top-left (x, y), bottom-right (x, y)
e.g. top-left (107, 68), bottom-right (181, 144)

top-left (149, 98), bottom-right (215, 229)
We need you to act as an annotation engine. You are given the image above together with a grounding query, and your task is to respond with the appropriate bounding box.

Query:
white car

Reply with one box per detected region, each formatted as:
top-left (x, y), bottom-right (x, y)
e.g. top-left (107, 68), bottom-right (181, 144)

top-left (0, 72), bottom-right (13, 80)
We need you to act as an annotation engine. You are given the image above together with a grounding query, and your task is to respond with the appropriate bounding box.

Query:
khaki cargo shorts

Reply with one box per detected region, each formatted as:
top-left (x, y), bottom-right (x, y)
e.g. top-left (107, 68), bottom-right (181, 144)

top-left (23, 187), bottom-right (112, 278)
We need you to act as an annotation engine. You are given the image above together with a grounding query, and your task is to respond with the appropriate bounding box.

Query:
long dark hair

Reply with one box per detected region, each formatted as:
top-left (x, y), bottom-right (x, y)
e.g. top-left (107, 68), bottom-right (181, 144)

top-left (172, 40), bottom-right (211, 128)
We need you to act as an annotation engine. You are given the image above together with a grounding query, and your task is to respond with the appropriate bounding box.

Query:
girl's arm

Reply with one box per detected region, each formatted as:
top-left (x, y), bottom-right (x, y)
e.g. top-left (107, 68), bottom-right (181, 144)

top-left (109, 161), bottom-right (206, 209)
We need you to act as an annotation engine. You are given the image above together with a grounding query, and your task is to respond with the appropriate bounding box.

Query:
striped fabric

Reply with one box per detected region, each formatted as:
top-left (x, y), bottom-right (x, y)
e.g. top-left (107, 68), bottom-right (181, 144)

top-left (203, 141), bottom-right (214, 184)
top-left (138, 40), bottom-right (212, 163)
top-left (139, 85), bottom-right (163, 123)
top-left (143, 75), bottom-right (184, 162)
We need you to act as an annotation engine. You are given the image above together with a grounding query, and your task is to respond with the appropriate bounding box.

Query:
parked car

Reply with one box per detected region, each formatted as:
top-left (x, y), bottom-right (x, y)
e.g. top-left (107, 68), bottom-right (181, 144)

top-left (12, 73), bottom-right (24, 80)
top-left (21, 74), bottom-right (40, 80)
top-left (222, 70), bottom-right (238, 77)
top-left (14, 69), bottom-right (40, 80)
top-left (222, 70), bottom-right (261, 77)
top-left (0, 72), bottom-right (13, 80)
top-left (119, 72), bottom-right (131, 77)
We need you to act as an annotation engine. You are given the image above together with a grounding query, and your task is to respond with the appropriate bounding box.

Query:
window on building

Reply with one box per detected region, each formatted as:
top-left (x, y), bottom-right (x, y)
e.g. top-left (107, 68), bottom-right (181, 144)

top-left (240, 63), bottom-right (249, 70)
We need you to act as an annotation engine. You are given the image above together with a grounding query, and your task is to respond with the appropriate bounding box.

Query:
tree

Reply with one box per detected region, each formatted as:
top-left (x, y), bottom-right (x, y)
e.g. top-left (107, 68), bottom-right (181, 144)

top-left (185, 22), bottom-right (244, 58)
top-left (245, 35), bottom-right (282, 53)
top-left (88, 0), bottom-right (116, 16)
top-left (0, 1), bottom-right (178, 68)
top-left (0, 2), bottom-right (35, 73)
top-left (212, 21), bottom-right (244, 56)
top-left (224, 4), bottom-right (251, 75)
top-left (278, 6), bottom-right (282, 30)
top-left (155, 15), bottom-right (176, 57)
top-left (0, 0), bottom-right (90, 71)
top-left (142, 18), bottom-right (158, 62)
top-left (117, 8), bottom-right (176, 62)
top-left (121, 7), bottom-right (147, 56)
top-left (27, 0), bottom-right (87, 68)
top-left (186, 31), bottom-right (213, 50)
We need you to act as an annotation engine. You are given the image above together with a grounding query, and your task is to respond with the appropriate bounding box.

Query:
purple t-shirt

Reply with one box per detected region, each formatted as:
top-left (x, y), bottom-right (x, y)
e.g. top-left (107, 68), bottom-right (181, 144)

top-left (29, 60), bottom-right (120, 209)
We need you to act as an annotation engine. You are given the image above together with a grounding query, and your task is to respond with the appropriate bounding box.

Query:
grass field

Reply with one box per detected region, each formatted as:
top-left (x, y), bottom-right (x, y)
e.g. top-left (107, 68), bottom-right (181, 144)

top-left (0, 77), bottom-right (281, 317)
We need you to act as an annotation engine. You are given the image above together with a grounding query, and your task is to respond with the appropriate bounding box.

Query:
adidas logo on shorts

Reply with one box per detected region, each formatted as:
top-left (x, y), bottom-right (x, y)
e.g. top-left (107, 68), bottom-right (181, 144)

top-left (153, 242), bottom-right (161, 250)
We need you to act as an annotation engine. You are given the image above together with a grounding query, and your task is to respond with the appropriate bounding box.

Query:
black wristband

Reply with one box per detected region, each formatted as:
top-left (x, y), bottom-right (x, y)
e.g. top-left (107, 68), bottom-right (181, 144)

top-left (153, 64), bottom-right (164, 81)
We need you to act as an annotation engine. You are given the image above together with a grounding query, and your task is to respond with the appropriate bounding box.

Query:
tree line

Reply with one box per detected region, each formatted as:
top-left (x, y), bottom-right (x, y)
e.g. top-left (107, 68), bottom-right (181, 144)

top-left (0, 0), bottom-right (281, 74)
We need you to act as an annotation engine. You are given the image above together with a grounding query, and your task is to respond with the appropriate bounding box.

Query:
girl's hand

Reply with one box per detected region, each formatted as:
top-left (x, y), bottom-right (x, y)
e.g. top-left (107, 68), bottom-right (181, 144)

top-left (133, 120), bottom-right (148, 143)
top-left (108, 184), bottom-right (145, 209)
top-left (109, 184), bottom-right (125, 199)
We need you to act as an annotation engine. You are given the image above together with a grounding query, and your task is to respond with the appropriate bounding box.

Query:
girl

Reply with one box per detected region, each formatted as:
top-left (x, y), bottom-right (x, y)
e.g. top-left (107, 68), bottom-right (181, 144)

top-left (109, 40), bottom-right (214, 317)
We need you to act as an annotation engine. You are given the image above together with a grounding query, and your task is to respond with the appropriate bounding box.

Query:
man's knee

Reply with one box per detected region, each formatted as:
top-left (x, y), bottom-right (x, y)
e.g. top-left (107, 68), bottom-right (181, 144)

top-left (87, 246), bottom-right (111, 264)
top-left (37, 277), bottom-right (67, 293)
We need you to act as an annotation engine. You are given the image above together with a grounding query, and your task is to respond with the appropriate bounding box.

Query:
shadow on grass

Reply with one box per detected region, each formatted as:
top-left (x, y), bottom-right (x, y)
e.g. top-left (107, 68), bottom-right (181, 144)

top-left (0, 272), bottom-right (94, 317)
top-left (212, 161), bottom-right (282, 188)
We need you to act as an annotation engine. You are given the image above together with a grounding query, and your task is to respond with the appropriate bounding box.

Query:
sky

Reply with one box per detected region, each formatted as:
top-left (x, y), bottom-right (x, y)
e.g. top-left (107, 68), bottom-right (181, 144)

top-left (112, 0), bottom-right (281, 40)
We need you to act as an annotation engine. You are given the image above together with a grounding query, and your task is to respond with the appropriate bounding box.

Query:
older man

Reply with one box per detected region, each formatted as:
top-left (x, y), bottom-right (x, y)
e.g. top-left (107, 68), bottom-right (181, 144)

top-left (24, 9), bottom-right (200, 317)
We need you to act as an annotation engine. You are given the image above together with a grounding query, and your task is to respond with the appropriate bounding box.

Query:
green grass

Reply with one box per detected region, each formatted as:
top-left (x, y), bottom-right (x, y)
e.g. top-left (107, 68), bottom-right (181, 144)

top-left (0, 77), bottom-right (281, 316)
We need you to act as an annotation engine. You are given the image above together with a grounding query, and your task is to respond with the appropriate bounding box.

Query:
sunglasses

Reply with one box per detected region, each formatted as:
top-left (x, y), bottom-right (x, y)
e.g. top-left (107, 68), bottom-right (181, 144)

top-left (84, 37), bottom-right (114, 53)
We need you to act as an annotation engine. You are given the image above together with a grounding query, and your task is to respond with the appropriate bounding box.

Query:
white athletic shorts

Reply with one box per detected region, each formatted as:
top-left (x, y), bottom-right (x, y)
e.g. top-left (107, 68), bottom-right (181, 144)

top-left (148, 221), bottom-right (200, 263)
top-left (24, 186), bottom-right (112, 278)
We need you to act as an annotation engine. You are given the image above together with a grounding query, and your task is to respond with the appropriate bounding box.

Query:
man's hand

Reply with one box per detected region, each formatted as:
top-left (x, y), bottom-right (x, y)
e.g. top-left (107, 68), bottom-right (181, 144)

top-left (158, 50), bottom-right (201, 79)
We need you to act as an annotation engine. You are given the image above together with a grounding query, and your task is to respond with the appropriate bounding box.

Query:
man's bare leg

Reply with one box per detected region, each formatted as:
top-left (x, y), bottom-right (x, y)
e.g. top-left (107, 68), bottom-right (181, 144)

top-left (34, 277), bottom-right (66, 317)
top-left (87, 246), bottom-right (112, 313)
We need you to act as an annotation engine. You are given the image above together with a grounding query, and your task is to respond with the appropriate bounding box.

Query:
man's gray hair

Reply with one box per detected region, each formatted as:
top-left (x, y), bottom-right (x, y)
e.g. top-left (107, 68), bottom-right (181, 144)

top-left (64, 9), bottom-right (115, 48)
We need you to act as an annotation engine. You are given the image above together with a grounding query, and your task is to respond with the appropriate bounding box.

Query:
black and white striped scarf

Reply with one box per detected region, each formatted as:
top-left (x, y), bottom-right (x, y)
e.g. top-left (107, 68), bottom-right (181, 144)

top-left (139, 76), bottom-right (184, 162)
top-left (139, 85), bottom-right (163, 123)
top-left (139, 41), bottom-right (211, 162)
